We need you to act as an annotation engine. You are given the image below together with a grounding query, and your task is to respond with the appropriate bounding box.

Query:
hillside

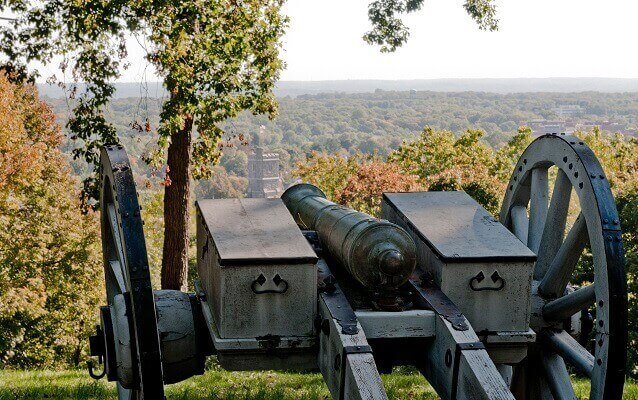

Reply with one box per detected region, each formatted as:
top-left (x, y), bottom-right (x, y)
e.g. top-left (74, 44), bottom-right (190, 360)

top-left (48, 90), bottom-right (638, 171)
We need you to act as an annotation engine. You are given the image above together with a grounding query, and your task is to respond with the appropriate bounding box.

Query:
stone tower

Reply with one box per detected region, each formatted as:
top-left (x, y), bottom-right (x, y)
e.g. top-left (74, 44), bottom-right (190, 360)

top-left (247, 147), bottom-right (283, 198)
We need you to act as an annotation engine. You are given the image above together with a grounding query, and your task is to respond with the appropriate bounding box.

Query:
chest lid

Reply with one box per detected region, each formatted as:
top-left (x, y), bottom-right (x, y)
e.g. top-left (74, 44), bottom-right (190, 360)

top-left (197, 198), bottom-right (318, 266)
top-left (383, 191), bottom-right (536, 262)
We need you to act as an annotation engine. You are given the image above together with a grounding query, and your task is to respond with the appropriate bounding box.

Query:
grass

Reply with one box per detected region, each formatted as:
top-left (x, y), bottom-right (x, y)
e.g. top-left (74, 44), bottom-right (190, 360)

top-left (0, 367), bottom-right (637, 399)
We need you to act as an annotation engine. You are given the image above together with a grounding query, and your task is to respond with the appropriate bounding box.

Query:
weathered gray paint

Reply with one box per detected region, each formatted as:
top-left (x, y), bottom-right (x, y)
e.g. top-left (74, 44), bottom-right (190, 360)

top-left (500, 134), bottom-right (628, 400)
top-left (196, 198), bottom-right (317, 339)
top-left (110, 291), bottom-right (203, 387)
top-left (382, 191), bottom-right (535, 261)
top-left (355, 310), bottom-right (436, 339)
top-left (318, 293), bottom-right (387, 400)
top-left (382, 192), bottom-right (535, 333)
top-left (418, 310), bottom-right (515, 400)
top-left (197, 198), bottom-right (317, 265)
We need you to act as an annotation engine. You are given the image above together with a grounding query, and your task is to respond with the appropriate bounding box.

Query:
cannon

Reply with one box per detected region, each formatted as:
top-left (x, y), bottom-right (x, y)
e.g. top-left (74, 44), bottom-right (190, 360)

top-left (87, 134), bottom-right (627, 400)
top-left (281, 183), bottom-right (417, 294)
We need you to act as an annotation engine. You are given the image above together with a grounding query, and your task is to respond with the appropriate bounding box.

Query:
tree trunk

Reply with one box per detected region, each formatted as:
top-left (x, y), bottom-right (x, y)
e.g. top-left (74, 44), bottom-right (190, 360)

top-left (161, 115), bottom-right (193, 290)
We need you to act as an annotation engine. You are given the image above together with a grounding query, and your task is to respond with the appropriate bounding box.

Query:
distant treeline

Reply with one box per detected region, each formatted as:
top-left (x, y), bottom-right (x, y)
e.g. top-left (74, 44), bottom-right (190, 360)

top-left (38, 78), bottom-right (638, 99)
top-left (47, 90), bottom-right (638, 186)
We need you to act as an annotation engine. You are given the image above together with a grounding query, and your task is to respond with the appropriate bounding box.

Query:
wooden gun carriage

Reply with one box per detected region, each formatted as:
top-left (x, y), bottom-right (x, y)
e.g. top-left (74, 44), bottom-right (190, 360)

top-left (87, 134), bottom-right (628, 400)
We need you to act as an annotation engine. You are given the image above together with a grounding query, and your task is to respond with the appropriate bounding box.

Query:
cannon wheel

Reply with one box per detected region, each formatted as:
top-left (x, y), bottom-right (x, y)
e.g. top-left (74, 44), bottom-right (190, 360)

top-left (100, 145), bottom-right (165, 400)
top-left (500, 134), bottom-right (627, 400)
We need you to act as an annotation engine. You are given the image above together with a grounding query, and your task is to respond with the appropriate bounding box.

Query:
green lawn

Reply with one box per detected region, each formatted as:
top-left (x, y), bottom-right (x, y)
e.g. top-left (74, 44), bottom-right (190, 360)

top-left (0, 368), bottom-right (636, 399)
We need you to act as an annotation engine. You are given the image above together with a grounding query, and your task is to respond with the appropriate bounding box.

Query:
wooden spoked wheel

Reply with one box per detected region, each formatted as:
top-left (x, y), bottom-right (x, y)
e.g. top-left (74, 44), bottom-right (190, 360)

top-left (500, 134), bottom-right (627, 400)
top-left (100, 145), bottom-right (165, 400)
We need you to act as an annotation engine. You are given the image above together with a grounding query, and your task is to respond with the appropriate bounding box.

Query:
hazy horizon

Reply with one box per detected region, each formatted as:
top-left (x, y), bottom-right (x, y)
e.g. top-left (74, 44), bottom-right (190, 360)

top-left (37, 77), bottom-right (638, 99)
top-left (29, 1), bottom-right (638, 84)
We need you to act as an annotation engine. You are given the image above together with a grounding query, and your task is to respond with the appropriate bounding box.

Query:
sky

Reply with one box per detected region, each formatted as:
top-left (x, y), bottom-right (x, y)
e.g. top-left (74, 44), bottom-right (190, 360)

top-left (32, 0), bottom-right (638, 82)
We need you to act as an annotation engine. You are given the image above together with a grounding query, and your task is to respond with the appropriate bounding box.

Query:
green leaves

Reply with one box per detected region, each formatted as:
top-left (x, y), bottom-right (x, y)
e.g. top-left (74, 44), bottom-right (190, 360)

top-left (0, 0), bottom-right (287, 204)
top-left (364, 0), bottom-right (498, 52)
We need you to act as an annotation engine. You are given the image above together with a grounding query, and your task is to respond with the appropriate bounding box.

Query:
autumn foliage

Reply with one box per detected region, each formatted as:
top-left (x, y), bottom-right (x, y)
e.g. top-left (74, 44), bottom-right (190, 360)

top-left (0, 73), bottom-right (101, 367)
top-left (335, 161), bottom-right (422, 215)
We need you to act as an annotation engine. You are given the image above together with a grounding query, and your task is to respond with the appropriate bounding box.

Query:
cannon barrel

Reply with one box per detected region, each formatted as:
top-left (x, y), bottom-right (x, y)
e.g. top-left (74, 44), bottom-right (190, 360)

top-left (281, 183), bottom-right (416, 292)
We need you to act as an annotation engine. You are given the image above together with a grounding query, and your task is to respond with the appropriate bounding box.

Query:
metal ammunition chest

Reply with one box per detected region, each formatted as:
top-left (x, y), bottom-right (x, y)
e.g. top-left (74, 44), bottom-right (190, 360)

top-left (382, 191), bottom-right (536, 333)
top-left (196, 198), bottom-right (318, 339)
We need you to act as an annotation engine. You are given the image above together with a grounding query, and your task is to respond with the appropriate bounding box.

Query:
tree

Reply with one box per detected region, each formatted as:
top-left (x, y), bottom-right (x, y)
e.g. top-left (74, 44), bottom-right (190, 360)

top-left (364, 0), bottom-right (499, 52)
top-left (0, 0), bottom-right (499, 291)
top-left (0, 0), bottom-right (287, 290)
top-left (389, 127), bottom-right (507, 213)
top-left (295, 152), bottom-right (363, 201)
top-left (335, 160), bottom-right (422, 216)
top-left (195, 166), bottom-right (249, 200)
top-left (295, 154), bottom-right (421, 216)
top-left (0, 71), bottom-right (101, 367)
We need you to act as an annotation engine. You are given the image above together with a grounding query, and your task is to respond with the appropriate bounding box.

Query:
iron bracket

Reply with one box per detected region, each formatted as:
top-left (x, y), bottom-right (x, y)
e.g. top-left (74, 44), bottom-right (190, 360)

top-left (317, 259), bottom-right (359, 335)
top-left (409, 279), bottom-right (469, 331)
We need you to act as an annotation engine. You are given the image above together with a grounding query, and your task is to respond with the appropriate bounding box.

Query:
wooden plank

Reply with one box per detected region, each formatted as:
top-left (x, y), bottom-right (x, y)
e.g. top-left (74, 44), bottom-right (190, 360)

top-left (541, 352), bottom-right (577, 400)
top-left (108, 260), bottom-right (126, 293)
top-left (197, 198), bottom-right (317, 265)
top-left (543, 285), bottom-right (596, 322)
top-left (456, 348), bottom-right (517, 399)
top-left (318, 296), bottom-right (388, 400)
top-left (355, 310), bottom-right (436, 339)
top-left (197, 289), bottom-right (315, 352)
top-left (418, 314), bottom-right (515, 400)
top-left (543, 330), bottom-right (594, 378)
top-left (383, 192), bottom-right (535, 262)
top-left (528, 167), bottom-right (549, 254)
top-left (535, 169), bottom-right (572, 279)
top-left (538, 214), bottom-right (588, 297)
top-left (511, 206), bottom-right (529, 244)
top-left (343, 353), bottom-right (387, 400)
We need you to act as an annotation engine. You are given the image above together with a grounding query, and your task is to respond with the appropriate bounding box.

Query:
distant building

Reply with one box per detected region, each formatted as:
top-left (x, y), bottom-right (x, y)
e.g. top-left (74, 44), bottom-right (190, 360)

top-left (528, 120), bottom-right (567, 136)
top-left (553, 104), bottom-right (585, 116)
top-left (247, 147), bottom-right (283, 198)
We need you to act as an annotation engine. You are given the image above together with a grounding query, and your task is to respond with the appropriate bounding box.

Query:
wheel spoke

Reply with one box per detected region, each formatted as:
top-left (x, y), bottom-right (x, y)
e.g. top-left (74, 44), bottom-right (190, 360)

top-left (117, 385), bottom-right (133, 400)
top-left (107, 204), bottom-right (127, 269)
top-left (538, 214), bottom-right (588, 297)
top-left (535, 170), bottom-right (572, 279)
top-left (541, 351), bottom-right (577, 400)
top-left (511, 206), bottom-right (529, 244)
top-left (528, 167), bottom-right (549, 254)
top-left (109, 260), bottom-right (126, 293)
top-left (543, 284), bottom-right (596, 322)
top-left (542, 329), bottom-right (594, 378)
